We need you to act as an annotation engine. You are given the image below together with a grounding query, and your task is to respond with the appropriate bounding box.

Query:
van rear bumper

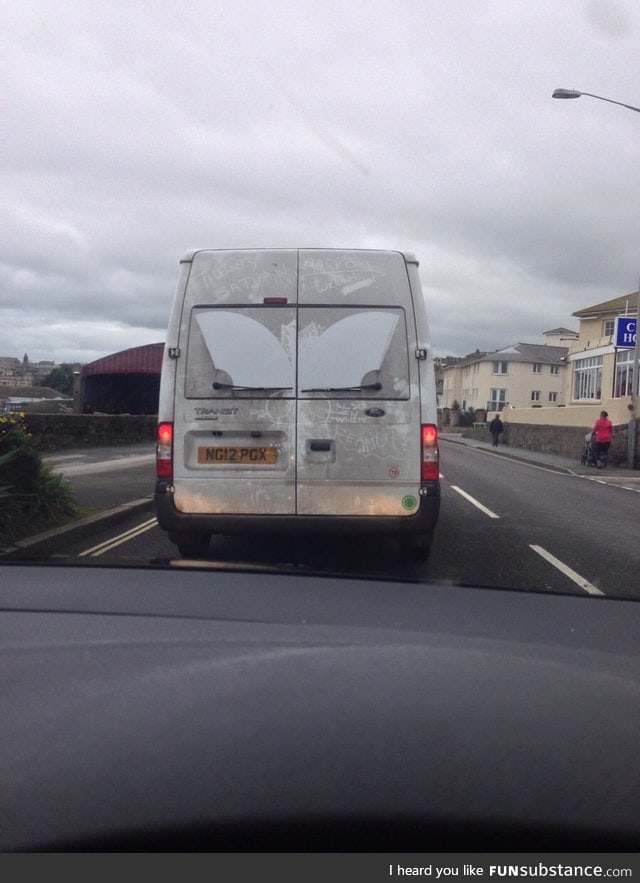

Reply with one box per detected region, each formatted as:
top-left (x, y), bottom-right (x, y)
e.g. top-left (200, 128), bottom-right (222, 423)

top-left (155, 480), bottom-right (440, 539)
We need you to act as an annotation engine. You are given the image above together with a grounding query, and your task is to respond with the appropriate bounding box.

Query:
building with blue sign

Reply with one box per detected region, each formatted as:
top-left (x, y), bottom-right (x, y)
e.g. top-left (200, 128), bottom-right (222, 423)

top-left (569, 291), bottom-right (638, 409)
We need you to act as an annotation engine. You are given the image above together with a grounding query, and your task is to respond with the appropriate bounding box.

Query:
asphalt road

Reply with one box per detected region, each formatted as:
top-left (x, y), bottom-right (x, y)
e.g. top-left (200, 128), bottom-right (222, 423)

top-left (433, 440), bottom-right (639, 598)
top-left (43, 443), bottom-right (156, 508)
top-left (38, 438), bottom-right (640, 601)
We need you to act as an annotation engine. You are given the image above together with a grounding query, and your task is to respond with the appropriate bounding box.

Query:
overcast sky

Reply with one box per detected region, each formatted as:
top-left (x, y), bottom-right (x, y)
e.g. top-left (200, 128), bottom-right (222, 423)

top-left (3, 0), bottom-right (639, 365)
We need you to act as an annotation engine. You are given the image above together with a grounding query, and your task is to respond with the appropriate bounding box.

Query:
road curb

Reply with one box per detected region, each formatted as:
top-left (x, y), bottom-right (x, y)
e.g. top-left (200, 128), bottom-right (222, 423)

top-left (0, 497), bottom-right (155, 559)
top-left (471, 446), bottom-right (577, 475)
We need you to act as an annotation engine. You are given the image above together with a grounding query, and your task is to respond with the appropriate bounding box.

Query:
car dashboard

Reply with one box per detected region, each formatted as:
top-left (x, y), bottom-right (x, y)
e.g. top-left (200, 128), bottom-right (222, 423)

top-left (1, 563), bottom-right (639, 852)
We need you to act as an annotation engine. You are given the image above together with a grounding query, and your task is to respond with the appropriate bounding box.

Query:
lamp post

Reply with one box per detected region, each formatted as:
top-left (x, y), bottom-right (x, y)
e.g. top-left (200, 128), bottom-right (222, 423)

top-left (552, 88), bottom-right (640, 113)
top-left (552, 87), bottom-right (640, 468)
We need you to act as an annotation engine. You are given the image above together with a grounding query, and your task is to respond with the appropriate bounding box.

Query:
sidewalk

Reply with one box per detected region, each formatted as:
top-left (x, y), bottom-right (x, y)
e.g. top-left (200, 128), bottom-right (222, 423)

top-left (440, 432), bottom-right (640, 482)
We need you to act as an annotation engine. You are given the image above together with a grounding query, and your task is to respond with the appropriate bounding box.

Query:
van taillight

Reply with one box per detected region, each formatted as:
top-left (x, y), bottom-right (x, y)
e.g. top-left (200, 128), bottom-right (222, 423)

top-left (421, 424), bottom-right (439, 481)
top-left (156, 422), bottom-right (173, 479)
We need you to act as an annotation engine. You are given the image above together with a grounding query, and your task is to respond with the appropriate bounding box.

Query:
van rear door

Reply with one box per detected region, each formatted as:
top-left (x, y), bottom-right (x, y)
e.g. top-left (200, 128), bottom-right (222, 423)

top-left (295, 250), bottom-right (422, 517)
top-left (171, 249), bottom-right (298, 515)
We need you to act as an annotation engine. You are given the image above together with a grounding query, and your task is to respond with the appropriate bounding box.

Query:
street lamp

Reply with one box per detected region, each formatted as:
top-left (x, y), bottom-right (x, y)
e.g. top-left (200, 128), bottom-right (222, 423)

top-left (552, 88), bottom-right (640, 113)
top-left (552, 87), bottom-right (640, 468)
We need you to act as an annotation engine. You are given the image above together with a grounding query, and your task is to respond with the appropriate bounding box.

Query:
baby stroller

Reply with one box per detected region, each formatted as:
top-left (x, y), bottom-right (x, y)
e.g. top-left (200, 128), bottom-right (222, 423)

top-left (580, 432), bottom-right (598, 467)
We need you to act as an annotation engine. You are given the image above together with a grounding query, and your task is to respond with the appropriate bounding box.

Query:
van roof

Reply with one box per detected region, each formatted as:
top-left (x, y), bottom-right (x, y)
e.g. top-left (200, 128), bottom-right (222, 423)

top-left (179, 248), bottom-right (418, 265)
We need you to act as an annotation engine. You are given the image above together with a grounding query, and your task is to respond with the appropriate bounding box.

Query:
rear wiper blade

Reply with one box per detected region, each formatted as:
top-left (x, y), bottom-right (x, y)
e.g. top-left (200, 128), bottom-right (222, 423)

top-left (213, 382), bottom-right (293, 390)
top-left (301, 382), bottom-right (382, 392)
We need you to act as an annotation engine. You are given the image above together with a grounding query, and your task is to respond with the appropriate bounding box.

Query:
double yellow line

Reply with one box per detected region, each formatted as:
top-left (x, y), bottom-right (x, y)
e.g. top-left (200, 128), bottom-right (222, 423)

top-left (79, 517), bottom-right (158, 557)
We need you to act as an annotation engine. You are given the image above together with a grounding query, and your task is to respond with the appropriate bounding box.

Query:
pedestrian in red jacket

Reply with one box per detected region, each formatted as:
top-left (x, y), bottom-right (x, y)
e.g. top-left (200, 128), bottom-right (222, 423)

top-left (591, 410), bottom-right (614, 469)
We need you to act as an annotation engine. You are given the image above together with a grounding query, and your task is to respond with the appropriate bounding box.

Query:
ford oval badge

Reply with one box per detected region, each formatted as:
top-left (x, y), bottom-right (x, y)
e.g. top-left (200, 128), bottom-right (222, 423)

top-left (365, 407), bottom-right (386, 418)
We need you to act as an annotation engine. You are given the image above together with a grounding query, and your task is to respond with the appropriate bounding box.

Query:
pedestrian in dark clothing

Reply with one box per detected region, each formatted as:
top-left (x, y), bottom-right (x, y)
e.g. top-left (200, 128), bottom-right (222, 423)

top-left (489, 415), bottom-right (504, 447)
top-left (591, 410), bottom-right (613, 469)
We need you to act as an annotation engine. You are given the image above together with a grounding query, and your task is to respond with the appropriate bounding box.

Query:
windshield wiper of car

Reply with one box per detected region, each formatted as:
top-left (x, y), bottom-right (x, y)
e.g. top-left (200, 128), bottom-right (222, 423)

top-left (212, 382), bottom-right (293, 391)
top-left (301, 382), bottom-right (383, 392)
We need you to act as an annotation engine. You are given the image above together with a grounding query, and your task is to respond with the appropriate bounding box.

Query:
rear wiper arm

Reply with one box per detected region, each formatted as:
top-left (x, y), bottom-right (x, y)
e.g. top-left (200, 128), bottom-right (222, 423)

top-left (212, 382), bottom-right (293, 391)
top-left (301, 382), bottom-right (382, 392)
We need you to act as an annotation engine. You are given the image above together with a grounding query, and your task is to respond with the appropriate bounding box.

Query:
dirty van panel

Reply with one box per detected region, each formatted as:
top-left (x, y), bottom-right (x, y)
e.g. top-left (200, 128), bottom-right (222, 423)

top-left (186, 249), bottom-right (298, 305)
top-left (296, 398), bottom-right (420, 516)
top-left (171, 395), bottom-right (296, 515)
top-left (298, 249), bottom-right (411, 306)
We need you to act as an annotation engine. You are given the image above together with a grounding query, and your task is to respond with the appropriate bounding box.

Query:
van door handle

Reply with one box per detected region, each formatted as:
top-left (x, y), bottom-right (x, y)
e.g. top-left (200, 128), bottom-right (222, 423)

top-left (309, 440), bottom-right (332, 451)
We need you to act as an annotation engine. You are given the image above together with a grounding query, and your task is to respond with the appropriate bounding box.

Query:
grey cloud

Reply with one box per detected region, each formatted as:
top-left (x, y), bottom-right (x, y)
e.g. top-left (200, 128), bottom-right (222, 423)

top-left (2, 0), bottom-right (638, 364)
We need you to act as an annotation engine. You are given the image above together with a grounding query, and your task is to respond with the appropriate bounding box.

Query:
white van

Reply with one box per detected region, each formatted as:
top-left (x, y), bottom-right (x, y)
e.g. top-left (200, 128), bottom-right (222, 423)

top-left (155, 248), bottom-right (440, 558)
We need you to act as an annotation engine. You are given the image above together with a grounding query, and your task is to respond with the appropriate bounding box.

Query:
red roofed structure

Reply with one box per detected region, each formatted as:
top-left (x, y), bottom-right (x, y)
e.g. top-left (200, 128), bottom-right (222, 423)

top-left (81, 343), bottom-right (164, 414)
top-left (82, 343), bottom-right (164, 377)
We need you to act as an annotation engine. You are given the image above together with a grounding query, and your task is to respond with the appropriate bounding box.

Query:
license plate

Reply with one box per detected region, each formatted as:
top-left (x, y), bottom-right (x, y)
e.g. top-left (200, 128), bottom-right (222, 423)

top-left (197, 445), bottom-right (278, 465)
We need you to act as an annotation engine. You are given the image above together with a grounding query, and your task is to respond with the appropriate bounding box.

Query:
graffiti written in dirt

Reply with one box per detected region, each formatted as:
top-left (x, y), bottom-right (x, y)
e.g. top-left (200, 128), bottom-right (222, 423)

top-left (191, 254), bottom-right (296, 303)
top-left (341, 427), bottom-right (408, 458)
top-left (249, 400), bottom-right (295, 427)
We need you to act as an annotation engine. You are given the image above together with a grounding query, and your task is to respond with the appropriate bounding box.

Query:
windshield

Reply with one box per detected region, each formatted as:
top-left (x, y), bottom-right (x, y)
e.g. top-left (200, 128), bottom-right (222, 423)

top-left (3, 0), bottom-right (640, 866)
top-left (2, 1), bottom-right (639, 599)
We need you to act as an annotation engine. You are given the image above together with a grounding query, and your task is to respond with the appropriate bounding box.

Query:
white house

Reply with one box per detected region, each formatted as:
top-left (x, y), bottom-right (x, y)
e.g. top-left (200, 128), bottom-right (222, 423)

top-left (441, 329), bottom-right (575, 414)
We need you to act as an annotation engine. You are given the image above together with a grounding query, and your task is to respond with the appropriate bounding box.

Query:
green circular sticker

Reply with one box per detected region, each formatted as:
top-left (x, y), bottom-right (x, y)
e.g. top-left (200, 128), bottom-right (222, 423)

top-left (402, 495), bottom-right (417, 510)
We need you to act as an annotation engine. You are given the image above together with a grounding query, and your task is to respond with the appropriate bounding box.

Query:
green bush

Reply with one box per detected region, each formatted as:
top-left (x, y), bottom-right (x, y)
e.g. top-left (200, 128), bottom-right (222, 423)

top-left (0, 413), bottom-right (78, 543)
top-left (457, 408), bottom-right (476, 427)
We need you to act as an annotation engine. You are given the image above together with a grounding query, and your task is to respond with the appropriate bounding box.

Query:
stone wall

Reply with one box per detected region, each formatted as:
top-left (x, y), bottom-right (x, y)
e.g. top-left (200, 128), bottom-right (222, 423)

top-left (460, 421), bottom-right (638, 467)
top-left (24, 414), bottom-right (157, 451)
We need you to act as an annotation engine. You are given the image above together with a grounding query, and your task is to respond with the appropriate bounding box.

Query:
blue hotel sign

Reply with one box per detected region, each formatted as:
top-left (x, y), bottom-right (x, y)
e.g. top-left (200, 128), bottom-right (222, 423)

top-left (614, 316), bottom-right (637, 348)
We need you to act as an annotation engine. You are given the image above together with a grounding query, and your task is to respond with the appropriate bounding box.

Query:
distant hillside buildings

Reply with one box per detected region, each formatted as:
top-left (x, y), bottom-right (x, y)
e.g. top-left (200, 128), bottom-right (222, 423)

top-left (0, 354), bottom-right (61, 387)
top-left (1, 344), bottom-right (164, 415)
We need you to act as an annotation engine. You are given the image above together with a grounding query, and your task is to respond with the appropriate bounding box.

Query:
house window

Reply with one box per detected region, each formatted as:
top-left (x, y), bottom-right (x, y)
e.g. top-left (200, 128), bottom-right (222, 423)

top-left (572, 355), bottom-right (602, 401)
top-left (602, 319), bottom-right (615, 337)
top-left (531, 390), bottom-right (541, 402)
top-left (548, 391), bottom-right (558, 403)
top-left (550, 364), bottom-right (559, 375)
top-left (488, 388), bottom-right (507, 411)
top-left (613, 349), bottom-right (636, 397)
top-left (532, 363), bottom-right (541, 374)
top-left (492, 361), bottom-right (508, 375)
